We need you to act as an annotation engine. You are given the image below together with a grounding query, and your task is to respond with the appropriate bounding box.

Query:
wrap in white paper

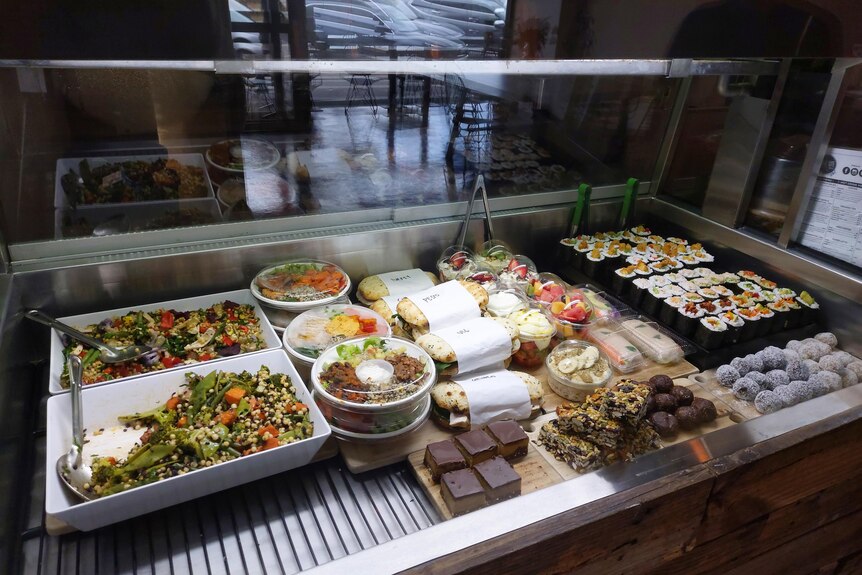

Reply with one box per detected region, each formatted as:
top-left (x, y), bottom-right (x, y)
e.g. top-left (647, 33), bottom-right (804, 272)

top-left (380, 294), bottom-right (404, 314)
top-left (408, 281), bottom-right (481, 331)
top-left (378, 268), bottom-right (435, 297)
top-left (431, 317), bottom-right (511, 375)
top-left (455, 369), bottom-right (531, 428)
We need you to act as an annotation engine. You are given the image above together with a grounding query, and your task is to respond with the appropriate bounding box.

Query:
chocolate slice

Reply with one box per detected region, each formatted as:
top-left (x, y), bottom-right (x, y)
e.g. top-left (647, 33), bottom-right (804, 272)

top-left (454, 429), bottom-right (498, 466)
top-left (485, 420), bottom-right (528, 460)
top-left (440, 468), bottom-right (486, 516)
top-left (424, 439), bottom-right (468, 483)
top-left (473, 456), bottom-right (521, 503)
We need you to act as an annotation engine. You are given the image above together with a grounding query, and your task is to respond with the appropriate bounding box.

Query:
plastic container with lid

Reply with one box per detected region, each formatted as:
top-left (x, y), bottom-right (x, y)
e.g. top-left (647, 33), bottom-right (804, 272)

top-left (508, 307), bottom-right (556, 368)
top-left (545, 340), bottom-right (613, 401)
top-left (475, 240), bottom-right (514, 273)
top-left (618, 316), bottom-right (692, 364)
top-left (251, 259), bottom-right (351, 311)
top-left (497, 254), bottom-right (538, 292)
top-left (283, 304), bottom-right (391, 370)
top-left (436, 246), bottom-right (479, 282)
top-left (586, 318), bottom-right (645, 373)
top-left (526, 272), bottom-right (570, 305)
top-left (310, 336), bottom-right (436, 436)
top-left (486, 288), bottom-right (530, 318)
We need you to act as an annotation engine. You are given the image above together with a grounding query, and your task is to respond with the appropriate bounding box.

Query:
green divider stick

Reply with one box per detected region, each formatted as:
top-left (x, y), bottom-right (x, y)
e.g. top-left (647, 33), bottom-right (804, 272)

top-left (618, 177), bottom-right (639, 229)
top-left (569, 183), bottom-right (592, 238)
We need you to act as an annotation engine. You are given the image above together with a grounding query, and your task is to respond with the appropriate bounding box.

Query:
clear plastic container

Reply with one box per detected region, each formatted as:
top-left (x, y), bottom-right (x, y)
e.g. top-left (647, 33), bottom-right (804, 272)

top-left (283, 304), bottom-right (391, 366)
top-left (544, 291), bottom-right (595, 339)
top-left (618, 315), bottom-right (694, 364)
top-left (251, 259), bottom-right (352, 311)
top-left (545, 340), bottom-right (613, 401)
top-left (497, 254), bottom-right (538, 292)
top-left (585, 318), bottom-right (645, 374)
top-left (310, 336), bottom-right (436, 436)
top-left (526, 272), bottom-right (570, 306)
top-left (508, 308), bottom-right (556, 368)
top-left (436, 246), bottom-right (479, 282)
top-left (463, 268), bottom-right (499, 292)
top-left (475, 240), bottom-right (514, 274)
top-left (486, 288), bottom-right (530, 318)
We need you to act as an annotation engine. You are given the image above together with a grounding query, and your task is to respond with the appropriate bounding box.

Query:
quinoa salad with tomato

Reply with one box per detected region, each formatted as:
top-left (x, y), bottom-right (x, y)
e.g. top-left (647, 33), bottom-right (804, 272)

top-left (85, 366), bottom-right (313, 497)
top-left (62, 300), bottom-right (267, 387)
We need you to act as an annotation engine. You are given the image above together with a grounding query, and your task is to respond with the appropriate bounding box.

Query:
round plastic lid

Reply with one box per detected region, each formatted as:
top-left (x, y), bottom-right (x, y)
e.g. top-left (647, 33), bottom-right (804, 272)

top-left (283, 304), bottom-right (391, 364)
top-left (251, 259), bottom-right (351, 311)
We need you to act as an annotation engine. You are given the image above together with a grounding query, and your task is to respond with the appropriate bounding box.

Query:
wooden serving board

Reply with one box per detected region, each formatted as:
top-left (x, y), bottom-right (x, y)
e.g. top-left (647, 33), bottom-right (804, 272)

top-left (529, 357), bottom-right (699, 412)
top-left (407, 443), bottom-right (564, 520)
top-left (530, 378), bottom-right (738, 481)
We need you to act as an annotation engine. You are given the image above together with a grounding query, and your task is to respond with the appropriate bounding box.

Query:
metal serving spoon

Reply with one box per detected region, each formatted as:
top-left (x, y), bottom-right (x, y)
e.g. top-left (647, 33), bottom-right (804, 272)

top-left (57, 355), bottom-right (94, 501)
top-left (25, 310), bottom-right (155, 364)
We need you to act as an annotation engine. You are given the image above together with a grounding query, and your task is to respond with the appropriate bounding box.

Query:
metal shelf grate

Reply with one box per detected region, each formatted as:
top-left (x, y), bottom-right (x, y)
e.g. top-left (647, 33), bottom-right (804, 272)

top-left (21, 436), bottom-right (441, 575)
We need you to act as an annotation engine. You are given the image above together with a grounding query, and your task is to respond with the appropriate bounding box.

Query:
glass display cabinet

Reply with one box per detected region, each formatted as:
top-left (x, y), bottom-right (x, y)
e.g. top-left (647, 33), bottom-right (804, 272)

top-left (1, 2), bottom-right (862, 574)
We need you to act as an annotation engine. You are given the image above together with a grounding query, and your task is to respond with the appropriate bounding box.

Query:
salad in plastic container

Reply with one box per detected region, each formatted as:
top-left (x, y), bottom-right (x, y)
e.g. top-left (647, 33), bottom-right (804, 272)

top-left (475, 240), bottom-right (514, 273)
top-left (251, 259), bottom-right (351, 311)
top-left (310, 336), bottom-right (436, 435)
top-left (437, 246), bottom-right (479, 282)
top-left (283, 305), bottom-right (391, 366)
top-left (526, 272), bottom-right (570, 305)
top-left (498, 254), bottom-right (538, 292)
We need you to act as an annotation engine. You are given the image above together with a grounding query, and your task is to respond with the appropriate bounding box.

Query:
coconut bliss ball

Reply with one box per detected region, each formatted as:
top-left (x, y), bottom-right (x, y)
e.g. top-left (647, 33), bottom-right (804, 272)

top-left (785, 359), bottom-right (809, 382)
top-left (716, 364), bottom-right (741, 388)
top-left (813, 332), bottom-right (838, 349)
top-left (730, 356), bottom-right (752, 376)
top-left (764, 369), bottom-right (790, 390)
top-left (744, 354), bottom-right (764, 373)
top-left (837, 368), bottom-right (859, 388)
top-left (758, 346), bottom-right (787, 371)
top-left (754, 390), bottom-right (782, 414)
top-left (819, 354), bottom-right (845, 373)
top-left (733, 377), bottom-right (761, 401)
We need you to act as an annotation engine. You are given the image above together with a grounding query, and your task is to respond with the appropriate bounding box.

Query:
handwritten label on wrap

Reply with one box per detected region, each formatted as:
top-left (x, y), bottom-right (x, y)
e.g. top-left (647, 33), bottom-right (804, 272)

top-left (431, 317), bottom-right (511, 375)
top-left (408, 281), bottom-right (480, 331)
top-left (455, 369), bottom-right (531, 428)
top-left (378, 269), bottom-right (435, 297)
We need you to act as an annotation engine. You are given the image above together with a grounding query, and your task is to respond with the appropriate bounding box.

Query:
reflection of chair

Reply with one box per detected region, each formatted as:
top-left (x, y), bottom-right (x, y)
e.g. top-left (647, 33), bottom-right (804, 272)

top-left (444, 74), bottom-right (494, 160)
top-left (345, 74), bottom-right (378, 116)
top-left (244, 76), bottom-right (277, 117)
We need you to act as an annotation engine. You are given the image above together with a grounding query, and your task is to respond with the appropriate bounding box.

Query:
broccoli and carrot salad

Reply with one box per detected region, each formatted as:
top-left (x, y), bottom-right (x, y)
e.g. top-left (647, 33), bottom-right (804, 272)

top-left (62, 300), bottom-right (267, 387)
top-left (85, 366), bottom-right (313, 498)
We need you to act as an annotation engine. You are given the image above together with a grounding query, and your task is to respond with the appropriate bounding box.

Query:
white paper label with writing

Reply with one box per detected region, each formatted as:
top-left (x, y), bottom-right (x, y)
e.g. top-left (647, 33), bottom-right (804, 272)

top-left (431, 317), bottom-right (511, 375)
top-left (455, 369), bottom-right (531, 428)
top-left (407, 281), bottom-right (480, 331)
top-left (380, 294), bottom-right (404, 315)
top-left (378, 269), bottom-right (435, 297)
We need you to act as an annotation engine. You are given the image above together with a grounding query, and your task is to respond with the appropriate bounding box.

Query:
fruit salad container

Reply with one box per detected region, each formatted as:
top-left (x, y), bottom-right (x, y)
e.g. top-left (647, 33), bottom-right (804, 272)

top-left (498, 254), bottom-right (538, 292)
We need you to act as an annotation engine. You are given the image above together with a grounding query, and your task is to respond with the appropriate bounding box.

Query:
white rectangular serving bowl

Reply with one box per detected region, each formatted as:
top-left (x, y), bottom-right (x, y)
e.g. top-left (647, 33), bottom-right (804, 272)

top-left (54, 153), bottom-right (215, 210)
top-left (48, 289), bottom-right (282, 395)
top-left (46, 348), bottom-right (331, 532)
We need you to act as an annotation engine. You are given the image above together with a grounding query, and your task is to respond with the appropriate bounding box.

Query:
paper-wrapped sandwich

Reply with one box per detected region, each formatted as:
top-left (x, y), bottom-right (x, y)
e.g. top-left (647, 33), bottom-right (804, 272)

top-left (414, 317), bottom-right (519, 377)
top-left (430, 371), bottom-right (543, 430)
top-left (396, 280), bottom-right (488, 336)
top-left (356, 269), bottom-right (439, 304)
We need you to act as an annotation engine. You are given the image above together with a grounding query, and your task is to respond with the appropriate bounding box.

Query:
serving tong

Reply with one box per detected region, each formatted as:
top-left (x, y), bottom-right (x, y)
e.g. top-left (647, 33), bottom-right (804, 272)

top-left (456, 174), bottom-right (496, 249)
top-left (25, 310), bottom-right (156, 364)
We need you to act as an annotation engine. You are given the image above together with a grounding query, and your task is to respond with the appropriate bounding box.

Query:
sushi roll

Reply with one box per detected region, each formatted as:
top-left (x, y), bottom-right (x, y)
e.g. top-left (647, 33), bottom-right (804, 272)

top-left (629, 277), bottom-right (652, 308)
top-left (611, 265), bottom-right (638, 296)
top-left (603, 244), bottom-right (624, 283)
top-left (774, 287), bottom-right (797, 299)
top-left (721, 273), bottom-right (742, 292)
top-left (582, 248), bottom-right (605, 279)
top-left (642, 284), bottom-right (672, 316)
top-left (697, 287), bottom-right (720, 300)
top-left (678, 268), bottom-right (700, 280)
top-left (712, 285), bottom-right (734, 298)
top-left (691, 277), bottom-right (713, 289)
top-left (741, 290), bottom-right (766, 303)
top-left (677, 254), bottom-right (699, 268)
top-left (781, 297), bottom-right (802, 329)
top-left (759, 290), bottom-right (777, 304)
top-left (570, 238), bottom-right (593, 270)
top-left (674, 302), bottom-right (705, 337)
top-left (755, 277), bottom-right (777, 290)
top-left (649, 274), bottom-right (672, 288)
top-left (714, 297), bottom-right (736, 313)
top-left (730, 294), bottom-right (754, 309)
top-left (665, 272), bottom-right (684, 284)
top-left (720, 311), bottom-right (744, 345)
top-left (736, 307), bottom-right (761, 342)
top-left (767, 300), bottom-right (790, 333)
top-left (649, 258), bottom-right (676, 275)
top-left (737, 280), bottom-right (759, 292)
top-left (682, 292), bottom-right (705, 305)
top-left (666, 284), bottom-right (686, 297)
top-left (697, 300), bottom-right (719, 316)
top-left (695, 316), bottom-right (727, 350)
top-left (678, 280), bottom-right (699, 293)
top-left (660, 295), bottom-right (686, 325)
top-left (753, 303), bottom-right (775, 337)
top-left (692, 250), bottom-right (714, 263)
top-left (796, 291), bottom-right (820, 324)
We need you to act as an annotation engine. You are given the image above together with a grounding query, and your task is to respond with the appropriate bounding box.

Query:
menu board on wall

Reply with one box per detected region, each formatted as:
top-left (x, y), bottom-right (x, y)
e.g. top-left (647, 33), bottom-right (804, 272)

top-left (797, 146), bottom-right (862, 267)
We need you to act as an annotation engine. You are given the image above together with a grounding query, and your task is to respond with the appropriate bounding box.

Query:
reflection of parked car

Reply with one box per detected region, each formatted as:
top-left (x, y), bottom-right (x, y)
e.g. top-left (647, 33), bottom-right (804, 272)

top-left (229, 0), bottom-right (269, 57)
top-left (307, 0), bottom-right (465, 51)
top-left (407, 0), bottom-right (505, 47)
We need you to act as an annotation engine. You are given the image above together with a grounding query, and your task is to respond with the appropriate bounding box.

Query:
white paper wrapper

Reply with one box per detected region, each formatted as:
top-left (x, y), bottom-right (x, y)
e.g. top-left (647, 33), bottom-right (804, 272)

top-left (380, 294), bottom-right (405, 313)
top-left (378, 268), bottom-right (435, 297)
top-left (408, 281), bottom-right (481, 331)
top-left (455, 369), bottom-right (531, 428)
top-left (431, 317), bottom-right (511, 375)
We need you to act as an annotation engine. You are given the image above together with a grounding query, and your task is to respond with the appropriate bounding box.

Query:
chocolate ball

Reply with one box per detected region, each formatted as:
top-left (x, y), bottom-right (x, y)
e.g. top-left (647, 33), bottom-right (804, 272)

top-left (691, 397), bottom-right (717, 423)
top-left (675, 406), bottom-right (699, 430)
top-left (645, 394), bottom-right (657, 415)
top-left (654, 393), bottom-right (677, 413)
top-left (671, 385), bottom-right (694, 407)
top-left (649, 374), bottom-right (674, 394)
top-left (648, 411), bottom-right (679, 438)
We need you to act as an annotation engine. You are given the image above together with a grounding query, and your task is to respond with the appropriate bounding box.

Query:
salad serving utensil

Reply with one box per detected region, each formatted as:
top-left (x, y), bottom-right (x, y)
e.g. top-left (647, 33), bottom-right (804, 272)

top-left (25, 309), bottom-right (155, 364)
top-left (56, 355), bottom-right (94, 501)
